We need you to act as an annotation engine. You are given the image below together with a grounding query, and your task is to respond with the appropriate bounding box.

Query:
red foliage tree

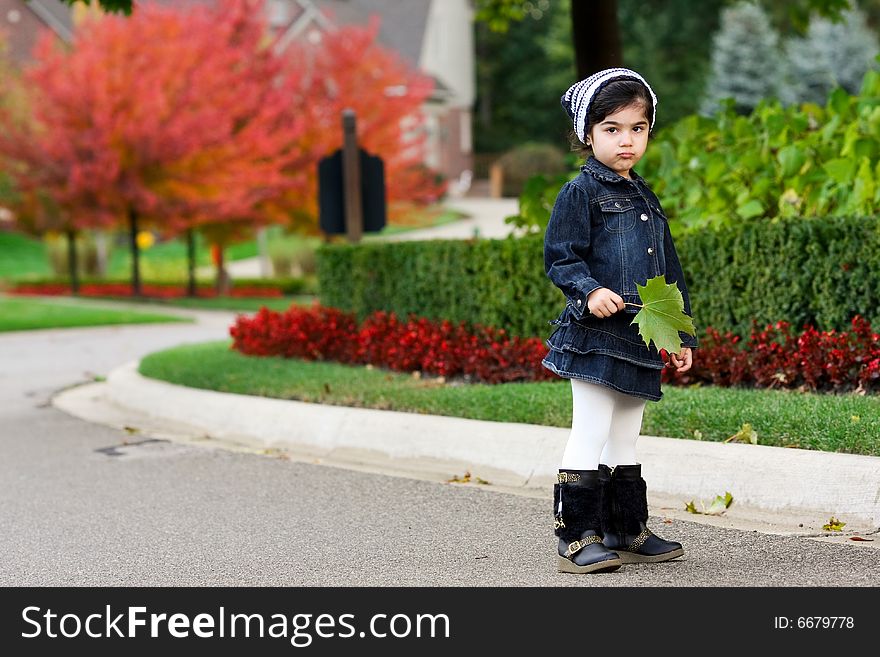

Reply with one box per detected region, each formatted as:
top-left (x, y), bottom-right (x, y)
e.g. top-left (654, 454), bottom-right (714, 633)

top-left (0, 0), bottom-right (308, 295)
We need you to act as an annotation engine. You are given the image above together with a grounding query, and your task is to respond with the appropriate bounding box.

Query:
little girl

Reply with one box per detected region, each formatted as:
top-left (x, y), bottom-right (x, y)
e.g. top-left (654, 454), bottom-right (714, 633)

top-left (543, 68), bottom-right (697, 574)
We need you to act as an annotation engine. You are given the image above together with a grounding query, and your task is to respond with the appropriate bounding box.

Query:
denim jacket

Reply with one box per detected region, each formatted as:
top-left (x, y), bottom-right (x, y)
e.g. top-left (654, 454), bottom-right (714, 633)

top-left (544, 156), bottom-right (698, 368)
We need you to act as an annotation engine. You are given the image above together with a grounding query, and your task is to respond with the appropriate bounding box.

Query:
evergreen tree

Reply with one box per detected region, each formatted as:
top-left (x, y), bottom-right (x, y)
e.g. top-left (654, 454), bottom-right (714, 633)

top-left (781, 7), bottom-right (880, 106)
top-left (700, 2), bottom-right (786, 115)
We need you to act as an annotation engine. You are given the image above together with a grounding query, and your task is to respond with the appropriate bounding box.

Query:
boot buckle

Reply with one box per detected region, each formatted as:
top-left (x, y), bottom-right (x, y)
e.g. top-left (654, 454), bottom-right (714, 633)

top-left (563, 535), bottom-right (601, 557)
top-left (557, 472), bottom-right (580, 483)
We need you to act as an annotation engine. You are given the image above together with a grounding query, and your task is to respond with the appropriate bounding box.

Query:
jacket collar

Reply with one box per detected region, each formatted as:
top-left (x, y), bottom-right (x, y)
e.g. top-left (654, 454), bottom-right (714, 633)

top-left (581, 156), bottom-right (644, 184)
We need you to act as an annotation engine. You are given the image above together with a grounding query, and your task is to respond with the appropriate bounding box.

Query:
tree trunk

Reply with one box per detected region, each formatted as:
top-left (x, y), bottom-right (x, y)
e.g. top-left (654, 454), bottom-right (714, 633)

top-left (215, 244), bottom-right (231, 296)
top-left (128, 207), bottom-right (142, 297)
top-left (571, 0), bottom-right (622, 79)
top-left (66, 229), bottom-right (80, 295)
top-left (94, 230), bottom-right (108, 276)
top-left (186, 228), bottom-right (197, 297)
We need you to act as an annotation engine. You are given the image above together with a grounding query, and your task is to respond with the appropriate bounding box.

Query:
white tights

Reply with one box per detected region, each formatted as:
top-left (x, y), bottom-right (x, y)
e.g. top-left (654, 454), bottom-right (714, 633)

top-left (559, 379), bottom-right (647, 471)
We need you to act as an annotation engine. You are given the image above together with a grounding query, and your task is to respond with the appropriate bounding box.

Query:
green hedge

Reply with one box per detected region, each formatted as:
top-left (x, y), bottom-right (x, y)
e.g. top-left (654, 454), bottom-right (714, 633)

top-left (317, 214), bottom-right (880, 338)
top-left (678, 214), bottom-right (880, 335)
top-left (317, 236), bottom-right (559, 338)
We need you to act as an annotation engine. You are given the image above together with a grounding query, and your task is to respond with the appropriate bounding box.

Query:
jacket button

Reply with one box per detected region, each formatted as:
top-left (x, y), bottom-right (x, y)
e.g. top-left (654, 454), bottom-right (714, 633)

top-left (640, 213), bottom-right (648, 221)
top-left (576, 299), bottom-right (582, 305)
top-left (614, 202), bottom-right (621, 208)
top-left (647, 247), bottom-right (654, 255)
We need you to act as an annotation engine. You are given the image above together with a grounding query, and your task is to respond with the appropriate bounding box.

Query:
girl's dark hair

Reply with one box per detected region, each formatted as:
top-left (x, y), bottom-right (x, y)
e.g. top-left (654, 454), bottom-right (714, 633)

top-left (568, 79), bottom-right (654, 157)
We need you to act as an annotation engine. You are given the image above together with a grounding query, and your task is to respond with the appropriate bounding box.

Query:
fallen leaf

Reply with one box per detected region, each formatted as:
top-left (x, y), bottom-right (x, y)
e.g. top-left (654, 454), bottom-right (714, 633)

top-left (703, 491), bottom-right (734, 515)
top-left (849, 536), bottom-right (873, 542)
top-left (123, 426), bottom-right (140, 434)
top-left (822, 516), bottom-right (846, 532)
top-left (684, 492), bottom-right (733, 515)
top-left (447, 470), bottom-right (472, 484)
top-left (724, 422), bottom-right (758, 445)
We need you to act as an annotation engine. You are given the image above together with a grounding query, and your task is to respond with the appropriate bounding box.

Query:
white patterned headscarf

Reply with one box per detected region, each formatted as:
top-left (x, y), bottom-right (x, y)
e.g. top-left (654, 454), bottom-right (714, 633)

top-left (561, 68), bottom-right (658, 144)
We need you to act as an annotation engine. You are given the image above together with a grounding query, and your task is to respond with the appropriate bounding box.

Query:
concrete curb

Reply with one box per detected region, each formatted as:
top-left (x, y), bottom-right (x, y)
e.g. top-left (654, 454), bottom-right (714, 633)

top-left (54, 361), bottom-right (880, 526)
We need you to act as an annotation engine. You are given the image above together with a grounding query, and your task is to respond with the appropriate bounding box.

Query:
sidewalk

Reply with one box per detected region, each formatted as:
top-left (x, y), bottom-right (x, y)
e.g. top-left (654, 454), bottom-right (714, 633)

top-left (54, 359), bottom-right (880, 533)
top-left (201, 197), bottom-right (520, 278)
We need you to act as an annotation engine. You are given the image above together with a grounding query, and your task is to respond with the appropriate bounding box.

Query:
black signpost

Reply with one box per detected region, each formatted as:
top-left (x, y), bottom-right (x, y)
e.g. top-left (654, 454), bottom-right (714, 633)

top-left (318, 110), bottom-right (386, 241)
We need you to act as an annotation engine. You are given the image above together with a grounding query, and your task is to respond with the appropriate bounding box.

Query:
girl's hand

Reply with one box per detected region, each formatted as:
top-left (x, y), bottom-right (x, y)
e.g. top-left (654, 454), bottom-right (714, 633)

top-left (664, 347), bottom-right (693, 373)
top-left (587, 287), bottom-right (625, 318)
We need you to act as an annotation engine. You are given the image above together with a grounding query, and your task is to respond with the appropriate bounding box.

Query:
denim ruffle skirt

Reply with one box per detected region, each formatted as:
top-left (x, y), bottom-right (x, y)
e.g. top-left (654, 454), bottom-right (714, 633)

top-left (541, 349), bottom-right (662, 401)
top-left (540, 310), bottom-right (664, 402)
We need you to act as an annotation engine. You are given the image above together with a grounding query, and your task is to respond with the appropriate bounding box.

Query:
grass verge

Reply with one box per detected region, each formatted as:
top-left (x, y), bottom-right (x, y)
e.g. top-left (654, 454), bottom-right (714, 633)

top-left (138, 340), bottom-right (880, 456)
top-left (0, 296), bottom-right (190, 332)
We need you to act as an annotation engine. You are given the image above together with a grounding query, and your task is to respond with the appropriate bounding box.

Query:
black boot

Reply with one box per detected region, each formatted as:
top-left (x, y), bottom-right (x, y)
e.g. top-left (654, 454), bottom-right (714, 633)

top-left (554, 469), bottom-right (622, 574)
top-left (600, 463), bottom-right (683, 563)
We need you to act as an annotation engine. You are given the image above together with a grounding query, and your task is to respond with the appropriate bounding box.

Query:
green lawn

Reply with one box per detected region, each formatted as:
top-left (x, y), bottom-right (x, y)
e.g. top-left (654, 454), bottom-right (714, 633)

top-left (0, 206), bottom-right (468, 283)
top-left (0, 231), bottom-right (52, 280)
top-left (138, 340), bottom-right (880, 456)
top-left (0, 297), bottom-right (191, 332)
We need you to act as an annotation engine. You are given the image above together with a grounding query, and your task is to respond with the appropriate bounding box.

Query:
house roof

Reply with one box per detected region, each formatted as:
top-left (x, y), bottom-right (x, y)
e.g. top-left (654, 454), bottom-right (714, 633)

top-left (25, 0), bottom-right (75, 42)
top-left (311, 0), bottom-right (432, 67)
top-left (134, 2), bottom-right (433, 68)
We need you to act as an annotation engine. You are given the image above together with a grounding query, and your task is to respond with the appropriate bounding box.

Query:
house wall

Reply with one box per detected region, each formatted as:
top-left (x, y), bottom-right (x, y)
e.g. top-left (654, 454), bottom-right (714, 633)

top-left (419, 0), bottom-right (474, 188)
top-left (0, 0), bottom-right (54, 64)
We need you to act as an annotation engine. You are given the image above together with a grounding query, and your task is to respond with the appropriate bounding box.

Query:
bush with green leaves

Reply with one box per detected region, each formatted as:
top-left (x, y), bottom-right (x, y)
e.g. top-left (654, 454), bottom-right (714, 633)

top-left (507, 65), bottom-right (880, 236)
top-left (642, 76), bottom-right (880, 231)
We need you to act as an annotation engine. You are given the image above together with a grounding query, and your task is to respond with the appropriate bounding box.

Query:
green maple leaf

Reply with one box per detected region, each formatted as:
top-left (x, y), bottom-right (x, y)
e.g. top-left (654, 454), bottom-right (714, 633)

top-left (704, 491), bottom-right (734, 515)
top-left (629, 275), bottom-right (696, 354)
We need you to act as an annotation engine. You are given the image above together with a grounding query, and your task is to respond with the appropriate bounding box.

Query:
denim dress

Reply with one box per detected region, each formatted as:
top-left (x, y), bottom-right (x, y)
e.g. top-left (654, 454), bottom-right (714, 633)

top-left (541, 157), bottom-right (698, 402)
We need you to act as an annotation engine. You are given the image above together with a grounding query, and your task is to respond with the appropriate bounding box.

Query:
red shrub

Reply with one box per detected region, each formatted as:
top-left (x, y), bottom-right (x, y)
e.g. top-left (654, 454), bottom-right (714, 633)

top-left (231, 304), bottom-right (879, 392)
top-left (665, 315), bottom-right (880, 393)
top-left (229, 305), bottom-right (555, 384)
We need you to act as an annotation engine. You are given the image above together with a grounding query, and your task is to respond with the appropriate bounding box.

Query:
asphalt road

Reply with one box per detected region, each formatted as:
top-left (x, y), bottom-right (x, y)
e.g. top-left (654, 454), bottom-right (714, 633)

top-left (1, 301), bottom-right (879, 587)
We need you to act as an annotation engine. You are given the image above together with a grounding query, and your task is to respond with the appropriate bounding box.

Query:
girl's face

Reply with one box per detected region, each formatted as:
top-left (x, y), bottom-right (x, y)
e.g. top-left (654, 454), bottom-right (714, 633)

top-left (587, 102), bottom-right (650, 179)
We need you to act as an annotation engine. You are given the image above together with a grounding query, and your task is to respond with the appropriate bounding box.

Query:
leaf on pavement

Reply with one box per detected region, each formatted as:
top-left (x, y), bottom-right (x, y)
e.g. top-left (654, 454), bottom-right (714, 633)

top-left (822, 516), bottom-right (846, 532)
top-left (447, 470), bottom-right (490, 485)
top-left (703, 491), bottom-right (734, 515)
top-left (630, 275), bottom-right (696, 354)
top-left (684, 492), bottom-right (733, 515)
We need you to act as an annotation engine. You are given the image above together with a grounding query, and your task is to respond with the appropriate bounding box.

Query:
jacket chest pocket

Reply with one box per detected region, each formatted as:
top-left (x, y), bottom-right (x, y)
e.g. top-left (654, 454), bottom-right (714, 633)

top-left (599, 198), bottom-right (636, 233)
